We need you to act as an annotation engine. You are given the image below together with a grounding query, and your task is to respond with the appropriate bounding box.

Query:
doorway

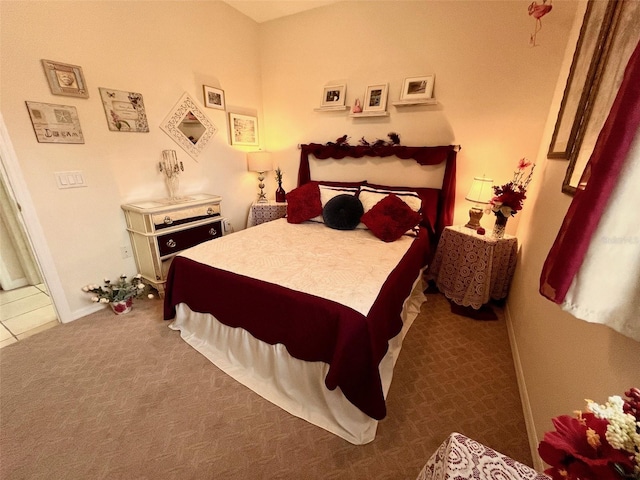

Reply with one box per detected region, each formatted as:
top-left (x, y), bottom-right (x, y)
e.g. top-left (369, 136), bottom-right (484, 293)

top-left (0, 117), bottom-right (60, 348)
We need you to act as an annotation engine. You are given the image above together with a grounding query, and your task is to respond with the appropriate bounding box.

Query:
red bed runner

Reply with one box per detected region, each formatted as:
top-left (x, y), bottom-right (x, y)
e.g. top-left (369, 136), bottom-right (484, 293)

top-left (164, 228), bottom-right (430, 420)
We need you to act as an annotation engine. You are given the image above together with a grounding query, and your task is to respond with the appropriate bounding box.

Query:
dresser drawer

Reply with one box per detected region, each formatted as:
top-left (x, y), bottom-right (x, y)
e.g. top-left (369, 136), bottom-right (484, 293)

top-left (158, 220), bottom-right (223, 257)
top-left (153, 203), bottom-right (221, 230)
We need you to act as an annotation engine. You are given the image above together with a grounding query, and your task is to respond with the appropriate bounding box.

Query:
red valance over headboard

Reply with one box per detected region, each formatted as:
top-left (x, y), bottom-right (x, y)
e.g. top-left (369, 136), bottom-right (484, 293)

top-left (298, 143), bottom-right (457, 236)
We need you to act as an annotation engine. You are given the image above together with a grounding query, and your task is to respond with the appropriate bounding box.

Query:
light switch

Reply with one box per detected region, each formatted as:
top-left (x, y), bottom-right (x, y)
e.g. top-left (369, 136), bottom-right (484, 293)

top-left (55, 171), bottom-right (87, 189)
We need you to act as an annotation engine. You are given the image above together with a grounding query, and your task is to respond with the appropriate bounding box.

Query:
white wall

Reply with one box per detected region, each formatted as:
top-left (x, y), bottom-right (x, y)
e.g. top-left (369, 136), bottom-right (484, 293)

top-left (258, 1), bottom-right (578, 230)
top-left (1, 1), bottom-right (263, 320)
top-left (504, 1), bottom-right (640, 469)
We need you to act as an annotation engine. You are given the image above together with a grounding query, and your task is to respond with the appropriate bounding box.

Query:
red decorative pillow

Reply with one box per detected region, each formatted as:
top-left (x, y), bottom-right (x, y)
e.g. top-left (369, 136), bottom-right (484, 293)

top-left (360, 193), bottom-right (422, 242)
top-left (286, 182), bottom-right (322, 223)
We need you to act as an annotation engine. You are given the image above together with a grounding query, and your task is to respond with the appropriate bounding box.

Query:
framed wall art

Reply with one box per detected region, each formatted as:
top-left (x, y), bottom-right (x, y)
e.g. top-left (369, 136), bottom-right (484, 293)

top-left (25, 101), bottom-right (84, 144)
top-left (41, 59), bottom-right (89, 98)
top-left (229, 113), bottom-right (259, 146)
top-left (547, 0), bottom-right (618, 160)
top-left (363, 83), bottom-right (388, 113)
top-left (160, 92), bottom-right (218, 160)
top-left (400, 75), bottom-right (435, 101)
top-left (320, 85), bottom-right (346, 108)
top-left (203, 85), bottom-right (225, 110)
top-left (99, 88), bottom-right (149, 132)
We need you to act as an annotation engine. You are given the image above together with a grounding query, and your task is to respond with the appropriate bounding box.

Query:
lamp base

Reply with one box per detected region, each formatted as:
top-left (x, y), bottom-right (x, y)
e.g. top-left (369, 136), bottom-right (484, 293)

top-left (464, 206), bottom-right (484, 230)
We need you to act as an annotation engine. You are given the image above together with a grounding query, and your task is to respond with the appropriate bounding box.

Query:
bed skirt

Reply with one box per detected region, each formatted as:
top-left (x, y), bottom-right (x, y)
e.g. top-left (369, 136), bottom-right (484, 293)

top-left (168, 272), bottom-right (425, 445)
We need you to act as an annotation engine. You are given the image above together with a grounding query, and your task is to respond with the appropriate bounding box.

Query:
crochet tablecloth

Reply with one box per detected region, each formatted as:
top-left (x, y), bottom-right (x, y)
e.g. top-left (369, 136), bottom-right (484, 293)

top-left (416, 432), bottom-right (549, 480)
top-left (426, 225), bottom-right (518, 309)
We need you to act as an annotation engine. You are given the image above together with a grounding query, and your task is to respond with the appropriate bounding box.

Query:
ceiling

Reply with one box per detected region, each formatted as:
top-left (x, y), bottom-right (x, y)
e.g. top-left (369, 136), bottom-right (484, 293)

top-left (223, 1), bottom-right (338, 23)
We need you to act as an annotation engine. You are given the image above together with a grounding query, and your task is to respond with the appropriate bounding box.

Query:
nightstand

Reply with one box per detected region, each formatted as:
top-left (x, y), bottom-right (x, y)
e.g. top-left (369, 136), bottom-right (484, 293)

top-left (425, 225), bottom-right (518, 309)
top-left (121, 194), bottom-right (225, 296)
top-left (247, 200), bottom-right (287, 227)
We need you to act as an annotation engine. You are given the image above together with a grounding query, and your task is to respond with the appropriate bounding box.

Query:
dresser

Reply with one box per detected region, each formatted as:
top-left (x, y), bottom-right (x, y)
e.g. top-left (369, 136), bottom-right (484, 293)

top-left (121, 194), bottom-right (225, 296)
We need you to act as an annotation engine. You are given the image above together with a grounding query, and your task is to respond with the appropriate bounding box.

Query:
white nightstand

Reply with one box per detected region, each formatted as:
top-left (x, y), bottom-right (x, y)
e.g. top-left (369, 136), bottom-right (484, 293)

top-left (121, 194), bottom-right (225, 296)
top-left (425, 225), bottom-right (518, 309)
top-left (246, 201), bottom-right (287, 227)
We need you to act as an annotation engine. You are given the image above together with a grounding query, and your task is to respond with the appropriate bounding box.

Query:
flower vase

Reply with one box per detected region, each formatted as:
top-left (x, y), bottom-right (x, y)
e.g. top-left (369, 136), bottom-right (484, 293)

top-left (275, 182), bottom-right (286, 203)
top-left (492, 213), bottom-right (508, 239)
top-left (166, 175), bottom-right (180, 201)
top-left (110, 297), bottom-right (133, 315)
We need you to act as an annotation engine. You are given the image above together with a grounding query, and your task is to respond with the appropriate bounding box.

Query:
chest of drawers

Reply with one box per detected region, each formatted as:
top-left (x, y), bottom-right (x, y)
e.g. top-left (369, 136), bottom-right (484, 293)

top-left (121, 194), bottom-right (224, 296)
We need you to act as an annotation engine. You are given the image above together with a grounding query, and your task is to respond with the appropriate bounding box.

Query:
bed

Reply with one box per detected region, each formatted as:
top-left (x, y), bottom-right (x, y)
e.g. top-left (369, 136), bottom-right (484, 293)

top-left (164, 143), bottom-right (457, 444)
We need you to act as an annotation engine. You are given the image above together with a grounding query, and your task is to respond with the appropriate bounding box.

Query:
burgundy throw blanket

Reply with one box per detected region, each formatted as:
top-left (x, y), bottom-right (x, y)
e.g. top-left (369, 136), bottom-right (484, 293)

top-left (164, 228), bottom-right (430, 420)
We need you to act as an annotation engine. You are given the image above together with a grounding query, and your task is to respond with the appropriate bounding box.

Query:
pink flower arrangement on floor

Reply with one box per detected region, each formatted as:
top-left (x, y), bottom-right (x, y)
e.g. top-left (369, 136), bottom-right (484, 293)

top-left (490, 158), bottom-right (535, 217)
top-left (538, 388), bottom-right (640, 480)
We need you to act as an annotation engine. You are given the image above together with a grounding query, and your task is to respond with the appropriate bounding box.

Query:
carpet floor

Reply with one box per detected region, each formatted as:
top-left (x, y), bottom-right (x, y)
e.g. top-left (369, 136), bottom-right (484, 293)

top-left (0, 293), bottom-right (532, 480)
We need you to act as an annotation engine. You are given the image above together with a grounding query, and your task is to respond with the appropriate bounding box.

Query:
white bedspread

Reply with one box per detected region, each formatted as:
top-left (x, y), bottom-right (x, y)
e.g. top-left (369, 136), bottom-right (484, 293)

top-left (179, 218), bottom-right (414, 316)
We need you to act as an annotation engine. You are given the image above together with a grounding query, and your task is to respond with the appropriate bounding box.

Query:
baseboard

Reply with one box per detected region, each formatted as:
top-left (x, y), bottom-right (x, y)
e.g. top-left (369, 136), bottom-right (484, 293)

top-left (504, 302), bottom-right (545, 472)
top-left (67, 303), bottom-right (105, 323)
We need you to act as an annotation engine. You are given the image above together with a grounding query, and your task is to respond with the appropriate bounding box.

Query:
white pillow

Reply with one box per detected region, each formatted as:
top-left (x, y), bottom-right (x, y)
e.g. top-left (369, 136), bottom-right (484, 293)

top-left (310, 185), bottom-right (359, 223)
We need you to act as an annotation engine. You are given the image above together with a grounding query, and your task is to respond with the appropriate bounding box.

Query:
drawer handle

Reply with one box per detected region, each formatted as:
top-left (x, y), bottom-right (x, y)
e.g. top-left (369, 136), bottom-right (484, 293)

top-left (208, 228), bottom-right (217, 236)
top-left (207, 207), bottom-right (215, 215)
top-left (166, 239), bottom-right (177, 248)
top-left (163, 216), bottom-right (173, 225)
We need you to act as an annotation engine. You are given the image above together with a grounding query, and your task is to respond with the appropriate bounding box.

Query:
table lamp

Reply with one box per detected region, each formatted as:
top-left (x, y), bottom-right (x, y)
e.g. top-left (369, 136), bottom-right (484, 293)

top-left (464, 175), bottom-right (493, 230)
top-left (247, 151), bottom-right (273, 203)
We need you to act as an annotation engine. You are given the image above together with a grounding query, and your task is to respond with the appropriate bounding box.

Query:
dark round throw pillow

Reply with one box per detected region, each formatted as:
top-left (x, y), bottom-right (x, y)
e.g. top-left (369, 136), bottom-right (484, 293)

top-left (322, 194), bottom-right (364, 230)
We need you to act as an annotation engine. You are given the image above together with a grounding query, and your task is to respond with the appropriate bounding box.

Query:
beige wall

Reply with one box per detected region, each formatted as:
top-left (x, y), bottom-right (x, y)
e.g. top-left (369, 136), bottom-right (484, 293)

top-left (258, 1), bottom-right (578, 230)
top-left (505, 1), bottom-right (640, 469)
top-left (1, 1), bottom-right (263, 319)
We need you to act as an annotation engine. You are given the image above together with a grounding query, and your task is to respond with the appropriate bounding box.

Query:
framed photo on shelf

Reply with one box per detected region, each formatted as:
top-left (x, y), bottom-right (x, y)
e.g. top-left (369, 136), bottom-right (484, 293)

top-left (363, 83), bottom-right (388, 112)
top-left (203, 85), bottom-right (225, 110)
top-left (98, 87), bottom-right (149, 132)
top-left (25, 101), bottom-right (84, 144)
top-left (41, 59), bottom-right (89, 98)
top-left (320, 85), bottom-right (346, 108)
top-left (400, 75), bottom-right (435, 101)
top-left (229, 113), bottom-right (259, 146)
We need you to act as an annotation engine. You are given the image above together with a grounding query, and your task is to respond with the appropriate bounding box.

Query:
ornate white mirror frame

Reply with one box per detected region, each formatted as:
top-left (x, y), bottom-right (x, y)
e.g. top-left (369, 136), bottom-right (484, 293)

top-left (160, 92), bottom-right (217, 161)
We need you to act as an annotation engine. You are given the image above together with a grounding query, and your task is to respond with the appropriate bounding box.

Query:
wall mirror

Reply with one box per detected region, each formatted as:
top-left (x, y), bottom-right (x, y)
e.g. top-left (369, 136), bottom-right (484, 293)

top-left (558, 0), bottom-right (640, 194)
top-left (160, 92), bottom-right (217, 160)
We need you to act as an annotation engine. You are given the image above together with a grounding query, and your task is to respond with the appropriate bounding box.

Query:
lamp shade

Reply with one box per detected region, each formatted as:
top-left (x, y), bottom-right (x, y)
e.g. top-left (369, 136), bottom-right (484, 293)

top-left (247, 151), bottom-right (273, 173)
top-left (465, 176), bottom-right (494, 204)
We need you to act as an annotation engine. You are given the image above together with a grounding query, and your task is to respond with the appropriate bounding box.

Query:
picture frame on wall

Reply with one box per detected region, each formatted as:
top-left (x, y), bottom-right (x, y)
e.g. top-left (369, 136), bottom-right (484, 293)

top-left (25, 101), bottom-right (85, 144)
top-left (98, 87), bottom-right (149, 132)
top-left (547, 0), bottom-right (618, 160)
top-left (203, 85), bottom-right (226, 110)
top-left (320, 85), bottom-right (346, 108)
top-left (363, 83), bottom-right (388, 112)
top-left (400, 75), bottom-right (435, 101)
top-left (41, 59), bottom-right (89, 98)
top-left (229, 113), bottom-right (259, 146)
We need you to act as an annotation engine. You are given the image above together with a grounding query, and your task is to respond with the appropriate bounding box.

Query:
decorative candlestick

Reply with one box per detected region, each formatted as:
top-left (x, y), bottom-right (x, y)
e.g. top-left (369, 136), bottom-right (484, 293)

top-left (159, 150), bottom-right (184, 201)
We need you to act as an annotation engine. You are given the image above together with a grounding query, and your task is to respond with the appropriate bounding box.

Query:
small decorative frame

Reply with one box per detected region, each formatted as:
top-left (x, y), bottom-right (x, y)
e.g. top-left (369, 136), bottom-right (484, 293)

top-left (229, 113), bottom-right (259, 146)
top-left (160, 92), bottom-right (218, 160)
top-left (41, 59), bottom-right (89, 98)
top-left (400, 75), bottom-right (435, 101)
top-left (99, 88), bottom-right (149, 133)
top-left (363, 83), bottom-right (389, 112)
top-left (25, 101), bottom-right (84, 144)
top-left (203, 85), bottom-right (225, 110)
top-left (320, 85), bottom-right (346, 108)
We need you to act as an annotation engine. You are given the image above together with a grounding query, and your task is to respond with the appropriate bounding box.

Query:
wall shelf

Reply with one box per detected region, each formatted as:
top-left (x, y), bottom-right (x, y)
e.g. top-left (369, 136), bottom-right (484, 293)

top-left (314, 106), bottom-right (350, 112)
top-left (392, 98), bottom-right (438, 107)
top-left (349, 111), bottom-right (390, 118)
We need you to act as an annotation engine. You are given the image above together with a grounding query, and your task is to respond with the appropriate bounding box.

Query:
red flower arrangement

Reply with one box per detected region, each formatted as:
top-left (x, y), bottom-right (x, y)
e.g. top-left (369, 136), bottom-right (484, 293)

top-left (538, 388), bottom-right (640, 480)
top-left (491, 158), bottom-right (535, 217)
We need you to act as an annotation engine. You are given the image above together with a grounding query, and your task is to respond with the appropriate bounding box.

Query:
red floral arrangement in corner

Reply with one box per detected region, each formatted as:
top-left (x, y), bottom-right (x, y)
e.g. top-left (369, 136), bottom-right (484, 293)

top-left (490, 158), bottom-right (536, 217)
top-left (538, 387), bottom-right (640, 480)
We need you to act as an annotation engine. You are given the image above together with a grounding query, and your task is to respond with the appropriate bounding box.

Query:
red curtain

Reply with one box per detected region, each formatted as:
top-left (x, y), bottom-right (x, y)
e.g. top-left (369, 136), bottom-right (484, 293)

top-left (297, 143), bottom-right (458, 236)
top-left (540, 38), bottom-right (640, 303)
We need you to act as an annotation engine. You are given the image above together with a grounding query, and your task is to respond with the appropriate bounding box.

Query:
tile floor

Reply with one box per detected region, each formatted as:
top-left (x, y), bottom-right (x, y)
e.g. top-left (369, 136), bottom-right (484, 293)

top-left (0, 284), bottom-right (59, 349)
